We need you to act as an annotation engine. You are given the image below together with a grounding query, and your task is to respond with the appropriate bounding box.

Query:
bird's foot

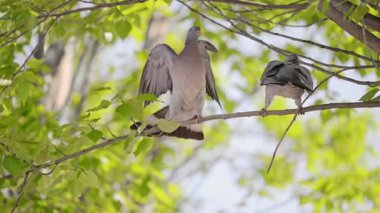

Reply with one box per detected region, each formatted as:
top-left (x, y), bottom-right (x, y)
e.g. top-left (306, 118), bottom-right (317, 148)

top-left (191, 114), bottom-right (203, 124)
top-left (261, 108), bottom-right (268, 117)
top-left (297, 106), bottom-right (305, 115)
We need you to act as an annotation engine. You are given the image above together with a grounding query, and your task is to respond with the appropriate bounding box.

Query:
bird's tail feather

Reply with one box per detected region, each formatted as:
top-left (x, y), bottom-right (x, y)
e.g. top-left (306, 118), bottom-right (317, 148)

top-left (130, 106), bottom-right (204, 140)
top-left (165, 124), bottom-right (204, 140)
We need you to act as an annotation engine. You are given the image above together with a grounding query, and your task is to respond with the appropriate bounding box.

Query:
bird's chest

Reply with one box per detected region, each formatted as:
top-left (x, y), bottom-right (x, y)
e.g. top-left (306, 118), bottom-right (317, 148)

top-left (172, 54), bottom-right (205, 90)
top-left (267, 83), bottom-right (304, 99)
top-left (170, 55), bottom-right (205, 111)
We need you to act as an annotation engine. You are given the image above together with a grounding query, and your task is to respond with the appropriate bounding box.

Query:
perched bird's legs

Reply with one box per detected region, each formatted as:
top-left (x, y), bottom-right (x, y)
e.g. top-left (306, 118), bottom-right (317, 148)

top-left (297, 106), bottom-right (305, 115)
top-left (191, 114), bottom-right (204, 124)
top-left (262, 88), bottom-right (274, 117)
top-left (261, 108), bottom-right (268, 117)
top-left (295, 98), bottom-right (304, 115)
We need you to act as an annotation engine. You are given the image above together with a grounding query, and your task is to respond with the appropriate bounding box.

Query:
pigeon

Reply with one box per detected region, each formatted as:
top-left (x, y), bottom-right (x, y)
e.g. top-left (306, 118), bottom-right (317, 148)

top-left (260, 54), bottom-right (313, 116)
top-left (131, 26), bottom-right (221, 140)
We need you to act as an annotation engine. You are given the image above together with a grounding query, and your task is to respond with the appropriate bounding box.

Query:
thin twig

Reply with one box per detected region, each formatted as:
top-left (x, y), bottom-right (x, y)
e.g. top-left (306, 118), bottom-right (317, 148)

top-left (11, 171), bottom-right (31, 213)
top-left (0, 142), bottom-right (32, 165)
top-left (205, 1), bottom-right (379, 65)
top-left (0, 0), bottom-right (70, 48)
top-left (178, 0), bottom-right (380, 87)
top-left (196, 0), bottom-right (309, 10)
top-left (322, 1), bottom-right (380, 53)
top-left (266, 69), bottom-right (347, 173)
top-left (0, 174), bottom-right (14, 179)
top-left (35, 134), bottom-right (130, 169)
top-left (38, 0), bottom-right (147, 18)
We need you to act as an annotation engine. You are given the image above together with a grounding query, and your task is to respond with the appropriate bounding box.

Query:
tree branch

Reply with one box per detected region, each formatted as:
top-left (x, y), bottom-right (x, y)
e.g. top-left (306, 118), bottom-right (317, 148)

top-left (38, 0), bottom-right (147, 18)
top-left (302, 62), bottom-right (380, 87)
top-left (11, 171), bottom-right (31, 213)
top-left (204, 1), bottom-right (380, 65)
top-left (197, 0), bottom-right (309, 10)
top-left (331, 0), bottom-right (380, 32)
top-left (3, 101), bottom-right (380, 182)
top-left (201, 101), bottom-right (380, 122)
top-left (31, 101), bottom-right (380, 170)
top-left (320, 1), bottom-right (380, 53)
top-left (362, 0), bottom-right (380, 11)
top-left (35, 134), bottom-right (130, 169)
top-left (0, 0), bottom-right (70, 48)
top-left (180, 0), bottom-right (380, 87)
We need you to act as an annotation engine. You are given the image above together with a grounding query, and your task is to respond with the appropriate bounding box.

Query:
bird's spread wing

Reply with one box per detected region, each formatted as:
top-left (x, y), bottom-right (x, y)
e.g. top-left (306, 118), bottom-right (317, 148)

top-left (198, 40), bottom-right (221, 108)
top-left (260, 60), bottom-right (284, 85)
top-left (296, 65), bottom-right (313, 92)
top-left (138, 44), bottom-right (177, 106)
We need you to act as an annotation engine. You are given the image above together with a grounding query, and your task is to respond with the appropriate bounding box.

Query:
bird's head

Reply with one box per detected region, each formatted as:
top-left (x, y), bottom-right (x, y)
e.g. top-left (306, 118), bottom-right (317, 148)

top-left (285, 54), bottom-right (299, 64)
top-left (186, 26), bottom-right (201, 43)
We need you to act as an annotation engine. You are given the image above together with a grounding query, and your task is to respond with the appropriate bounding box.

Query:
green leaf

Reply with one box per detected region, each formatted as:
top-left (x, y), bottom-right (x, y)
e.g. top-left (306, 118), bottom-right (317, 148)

top-left (15, 82), bottom-right (31, 103)
top-left (93, 86), bottom-right (112, 91)
top-left (371, 95), bottom-right (380, 102)
top-left (77, 171), bottom-right (100, 190)
top-left (87, 129), bottom-right (103, 142)
top-left (319, 0), bottom-right (330, 13)
top-left (87, 100), bottom-right (111, 112)
top-left (124, 131), bottom-right (136, 152)
top-left (78, 157), bottom-right (101, 170)
top-left (133, 139), bottom-right (153, 156)
top-left (0, 64), bottom-right (17, 77)
top-left (359, 88), bottom-right (379, 101)
top-left (79, 112), bottom-right (91, 120)
top-left (138, 176), bottom-right (151, 197)
top-left (115, 98), bottom-right (143, 120)
top-left (116, 19), bottom-right (132, 39)
top-left (149, 182), bottom-right (173, 206)
top-left (157, 119), bottom-right (180, 133)
top-left (321, 110), bottom-right (334, 123)
top-left (137, 93), bottom-right (157, 102)
top-left (0, 178), bottom-right (5, 189)
top-left (27, 58), bottom-right (50, 73)
top-left (3, 155), bottom-right (28, 177)
top-left (2, 98), bottom-right (12, 111)
top-left (351, 4), bottom-right (369, 22)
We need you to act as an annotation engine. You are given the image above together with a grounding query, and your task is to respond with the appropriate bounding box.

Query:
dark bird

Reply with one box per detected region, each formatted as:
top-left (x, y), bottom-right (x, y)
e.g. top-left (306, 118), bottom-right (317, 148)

top-left (132, 26), bottom-right (221, 140)
top-left (260, 55), bottom-right (313, 116)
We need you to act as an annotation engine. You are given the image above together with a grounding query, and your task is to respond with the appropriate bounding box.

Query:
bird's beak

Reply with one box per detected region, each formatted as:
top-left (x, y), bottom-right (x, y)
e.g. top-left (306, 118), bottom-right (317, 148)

top-left (196, 29), bottom-right (201, 37)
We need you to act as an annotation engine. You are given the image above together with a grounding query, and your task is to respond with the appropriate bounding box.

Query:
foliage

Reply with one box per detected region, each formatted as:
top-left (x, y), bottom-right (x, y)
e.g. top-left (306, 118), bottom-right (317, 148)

top-left (0, 0), bottom-right (380, 212)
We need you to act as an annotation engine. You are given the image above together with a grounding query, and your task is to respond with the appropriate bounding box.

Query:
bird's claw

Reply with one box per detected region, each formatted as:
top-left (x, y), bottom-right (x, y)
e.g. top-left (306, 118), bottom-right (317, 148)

top-left (192, 115), bottom-right (203, 124)
top-left (297, 107), bottom-right (305, 115)
top-left (196, 115), bottom-right (203, 124)
top-left (261, 108), bottom-right (268, 117)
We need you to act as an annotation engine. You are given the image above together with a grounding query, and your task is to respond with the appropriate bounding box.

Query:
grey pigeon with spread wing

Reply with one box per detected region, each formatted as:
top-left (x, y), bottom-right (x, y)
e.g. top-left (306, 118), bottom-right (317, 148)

top-left (132, 26), bottom-right (221, 140)
top-left (260, 55), bottom-right (313, 115)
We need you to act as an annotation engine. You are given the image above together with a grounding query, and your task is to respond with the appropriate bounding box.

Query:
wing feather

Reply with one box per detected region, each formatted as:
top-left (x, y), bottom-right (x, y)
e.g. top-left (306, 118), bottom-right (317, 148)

top-left (138, 44), bottom-right (177, 106)
top-left (277, 64), bottom-right (313, 92)
top-left (296, 65), bottom-right (313, 91)
top-left (260, 60), bottom-right (284, 85)
top-left (198, 40), bottom-right (221, 108)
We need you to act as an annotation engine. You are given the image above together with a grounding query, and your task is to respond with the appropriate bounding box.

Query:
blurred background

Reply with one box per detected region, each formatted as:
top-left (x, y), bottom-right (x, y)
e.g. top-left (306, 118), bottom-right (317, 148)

top-left (1, 0), bottom-right (380, 212)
